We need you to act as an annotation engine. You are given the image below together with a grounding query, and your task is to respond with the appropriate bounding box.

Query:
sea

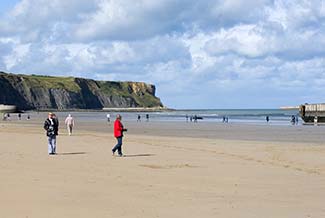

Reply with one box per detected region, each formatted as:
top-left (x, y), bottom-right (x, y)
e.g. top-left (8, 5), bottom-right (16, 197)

top-left (52, 109), bottom-right (300, 126)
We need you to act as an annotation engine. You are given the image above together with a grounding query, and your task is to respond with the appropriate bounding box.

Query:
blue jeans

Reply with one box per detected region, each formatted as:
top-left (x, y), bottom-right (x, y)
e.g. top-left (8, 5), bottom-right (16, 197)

top-left (112, 137), bottom-right (123, 155)
top-left (48, 135), bottom-right (57, 154)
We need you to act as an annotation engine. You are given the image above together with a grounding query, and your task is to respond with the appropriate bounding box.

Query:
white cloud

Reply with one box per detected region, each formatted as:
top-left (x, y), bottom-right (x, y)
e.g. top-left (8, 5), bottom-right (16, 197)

top-left (0, 0), bottom-right (325, 108)
top-left (204, 25), bottom-right (270, 58)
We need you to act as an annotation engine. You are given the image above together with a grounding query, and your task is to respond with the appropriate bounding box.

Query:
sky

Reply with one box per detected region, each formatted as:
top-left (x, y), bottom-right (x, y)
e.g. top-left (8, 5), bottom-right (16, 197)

top-left (0, 0), bottom-right (325, 109)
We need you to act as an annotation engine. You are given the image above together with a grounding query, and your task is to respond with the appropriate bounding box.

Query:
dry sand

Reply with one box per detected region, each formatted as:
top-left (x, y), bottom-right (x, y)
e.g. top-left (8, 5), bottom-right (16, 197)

top-left (1, 116), bottom-right (325, 218)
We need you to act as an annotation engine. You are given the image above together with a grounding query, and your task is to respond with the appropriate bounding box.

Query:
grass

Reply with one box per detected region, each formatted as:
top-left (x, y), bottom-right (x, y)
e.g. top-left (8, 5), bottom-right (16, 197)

top-left (23, 75), bottom-right (81, 92)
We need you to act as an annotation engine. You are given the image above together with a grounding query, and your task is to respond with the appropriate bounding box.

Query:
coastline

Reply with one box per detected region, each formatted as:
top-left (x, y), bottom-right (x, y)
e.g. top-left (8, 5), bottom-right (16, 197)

top-left (18, 107), bottom-right (174, 113)
top-left (102, 107), bottom-right (174, 112)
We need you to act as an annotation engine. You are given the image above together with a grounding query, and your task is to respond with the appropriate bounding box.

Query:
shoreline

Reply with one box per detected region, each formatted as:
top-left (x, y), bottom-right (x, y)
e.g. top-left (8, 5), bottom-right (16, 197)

top-left (2, 112), bottom-right (325, 144)
top-left (15, 107), bottom-right (174, 113)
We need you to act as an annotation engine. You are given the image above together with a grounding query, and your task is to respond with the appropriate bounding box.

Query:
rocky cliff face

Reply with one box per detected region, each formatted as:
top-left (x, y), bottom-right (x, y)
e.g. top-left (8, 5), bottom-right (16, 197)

top-left (0, 72), bottom-right (163, 110)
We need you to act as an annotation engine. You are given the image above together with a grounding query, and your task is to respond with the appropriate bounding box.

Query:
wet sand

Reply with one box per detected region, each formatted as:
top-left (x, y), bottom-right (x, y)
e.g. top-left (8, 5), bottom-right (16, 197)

top-left (0, 115), bottom-right (325, 218)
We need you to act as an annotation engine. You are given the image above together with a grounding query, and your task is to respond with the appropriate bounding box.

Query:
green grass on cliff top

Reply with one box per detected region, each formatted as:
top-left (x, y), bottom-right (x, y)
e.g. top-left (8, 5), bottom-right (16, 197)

top-left (25, 74), bottom-right (81, 92)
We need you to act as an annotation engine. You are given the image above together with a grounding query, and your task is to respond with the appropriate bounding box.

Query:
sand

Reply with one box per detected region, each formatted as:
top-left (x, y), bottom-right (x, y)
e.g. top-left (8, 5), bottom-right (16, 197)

top-left (1, 115), bottom-right (325, 218)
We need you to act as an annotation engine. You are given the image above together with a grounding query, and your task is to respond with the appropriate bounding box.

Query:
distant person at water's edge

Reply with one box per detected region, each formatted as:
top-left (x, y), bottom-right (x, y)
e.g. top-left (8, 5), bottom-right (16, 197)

top-left (44, 112), bottom-right (59, 155)
top-left (295, 116), bottom-right (299, 125)
top-left (112, 114), bottom-right (127, 157)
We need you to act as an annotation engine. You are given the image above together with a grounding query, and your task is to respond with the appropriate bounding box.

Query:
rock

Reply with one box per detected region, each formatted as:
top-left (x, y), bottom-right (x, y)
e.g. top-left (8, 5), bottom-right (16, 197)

top-left (0, 72), bottom-right (163, 110)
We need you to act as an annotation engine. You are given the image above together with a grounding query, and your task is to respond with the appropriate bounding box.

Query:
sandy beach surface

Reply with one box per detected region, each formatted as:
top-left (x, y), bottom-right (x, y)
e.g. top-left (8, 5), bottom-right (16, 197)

top-left (1, 113), bottom-right (325, 218)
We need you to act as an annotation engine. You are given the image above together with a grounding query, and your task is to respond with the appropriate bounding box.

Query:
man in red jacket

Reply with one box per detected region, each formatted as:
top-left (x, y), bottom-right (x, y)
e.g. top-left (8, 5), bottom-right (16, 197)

top-left (112, 114), bottom-right (127, 156)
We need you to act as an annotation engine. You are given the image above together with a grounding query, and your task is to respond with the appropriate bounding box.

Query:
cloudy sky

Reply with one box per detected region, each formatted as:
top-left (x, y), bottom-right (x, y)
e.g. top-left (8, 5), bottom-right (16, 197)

top-left (0, 0), bottom-right (325, 109)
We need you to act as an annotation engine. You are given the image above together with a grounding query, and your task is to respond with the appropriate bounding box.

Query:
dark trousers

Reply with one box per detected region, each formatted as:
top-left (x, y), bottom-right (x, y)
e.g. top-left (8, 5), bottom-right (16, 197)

top-left (112, 136), bottom-right (123, 155)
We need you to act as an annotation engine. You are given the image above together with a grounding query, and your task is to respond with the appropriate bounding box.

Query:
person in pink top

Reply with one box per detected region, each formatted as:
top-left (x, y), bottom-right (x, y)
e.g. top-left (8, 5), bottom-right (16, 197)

top-left (64, 114), bottom-right (75, 136)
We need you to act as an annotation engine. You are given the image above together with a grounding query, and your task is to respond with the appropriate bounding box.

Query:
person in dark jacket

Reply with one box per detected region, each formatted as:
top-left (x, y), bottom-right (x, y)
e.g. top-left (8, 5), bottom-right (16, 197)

top-left (112, 114), bottom-right (127, 156)
top-left (44, 112), bottom-right (59, 155)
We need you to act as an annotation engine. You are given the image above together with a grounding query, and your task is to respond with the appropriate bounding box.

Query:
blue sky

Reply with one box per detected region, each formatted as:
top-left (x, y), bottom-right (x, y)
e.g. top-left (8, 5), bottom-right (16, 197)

top-left (0, 0), bottom-right (18, 13)
top-left (0, 0), bottom-right (325, 109)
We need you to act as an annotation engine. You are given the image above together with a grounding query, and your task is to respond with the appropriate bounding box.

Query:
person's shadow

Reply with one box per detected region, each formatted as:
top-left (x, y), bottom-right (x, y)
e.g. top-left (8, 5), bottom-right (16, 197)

top-left (122, 154), bottom-right (155, 158)
top-left (57, 152), bottom-right (87, 155)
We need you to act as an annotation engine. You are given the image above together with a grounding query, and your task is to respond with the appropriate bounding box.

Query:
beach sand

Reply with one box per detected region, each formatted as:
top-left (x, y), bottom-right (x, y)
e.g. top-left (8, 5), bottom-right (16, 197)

top-left (1, 115), bottom-right (325, 218)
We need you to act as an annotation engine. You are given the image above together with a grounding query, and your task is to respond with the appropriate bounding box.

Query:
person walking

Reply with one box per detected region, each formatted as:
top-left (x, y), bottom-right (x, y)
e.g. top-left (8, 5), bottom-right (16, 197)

top-left (65, 114), bottom-right (75, 136)
top-left (44, 112), bottom-right (59, 155)
top-left (106, 113), bottom-right (111, 122)
top-left (291, 115), bottom-right (296, 125)
top-left (194, 115), bottom-right (198, 123)
top-left (295, 116), bottom-right (299, 125)
top-left (112, 114), bottom-right (127, 157)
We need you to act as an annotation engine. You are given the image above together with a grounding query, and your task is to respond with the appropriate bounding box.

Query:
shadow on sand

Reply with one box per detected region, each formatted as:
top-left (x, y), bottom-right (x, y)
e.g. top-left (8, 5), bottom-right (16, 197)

top-left (122, 154), bottom-right (155, 158)
top-left (57, 152), bottom-right (87, 156)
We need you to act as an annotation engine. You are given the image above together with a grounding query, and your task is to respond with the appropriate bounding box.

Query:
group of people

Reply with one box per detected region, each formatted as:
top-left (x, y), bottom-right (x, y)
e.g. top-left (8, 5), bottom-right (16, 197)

top-left (266, 115), bottom-right (299, 124)
top-left (291, 115), bottom-right (299, 125)
top-left (186, 114), bottom-right (200, 122)
top-left (44, 113), bottom-right (126, 157)
top-left (107, 113), bottom-right (150, 123)
top-left (2, 113), bottom-right (30, 121)
top-left (222, 116), bottom-right (229, 123)
top-left (137, 114), bottom-right (149, 122)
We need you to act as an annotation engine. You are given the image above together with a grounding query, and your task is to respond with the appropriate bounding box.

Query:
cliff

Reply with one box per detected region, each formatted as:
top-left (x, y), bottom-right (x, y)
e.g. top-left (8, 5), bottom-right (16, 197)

top-left (0, 72), bottom-right (163, 110)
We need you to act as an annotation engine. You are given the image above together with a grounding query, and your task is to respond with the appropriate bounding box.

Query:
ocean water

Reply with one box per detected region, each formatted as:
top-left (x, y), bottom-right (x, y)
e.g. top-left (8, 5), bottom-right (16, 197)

top-left (52, 109), bottom-right (300, 126)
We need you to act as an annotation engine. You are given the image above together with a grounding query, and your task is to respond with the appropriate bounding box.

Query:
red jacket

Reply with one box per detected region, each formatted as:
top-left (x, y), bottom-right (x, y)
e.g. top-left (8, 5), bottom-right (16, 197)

top-left (114, 119), bottom-right (124, 137)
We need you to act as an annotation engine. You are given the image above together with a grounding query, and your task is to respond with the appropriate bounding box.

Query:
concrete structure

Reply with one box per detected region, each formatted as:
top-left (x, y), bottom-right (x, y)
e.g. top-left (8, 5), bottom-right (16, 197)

top-left (300, 103), bottom-right (325, 123)
top-left (0, 104), bottom-right (16, 113)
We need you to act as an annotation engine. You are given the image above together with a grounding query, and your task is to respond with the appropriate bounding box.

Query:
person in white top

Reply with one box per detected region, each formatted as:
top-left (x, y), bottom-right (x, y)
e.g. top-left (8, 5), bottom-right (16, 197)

top-left (106, 113), bottom-right (110, 122)
top-left (65, 114), bottom-right (75, 136)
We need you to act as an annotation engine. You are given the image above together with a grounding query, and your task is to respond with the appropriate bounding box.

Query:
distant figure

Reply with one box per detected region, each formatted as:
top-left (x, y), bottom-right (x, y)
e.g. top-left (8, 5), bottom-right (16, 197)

top-left (190, 116), bottom-right (193, 122)
top-left (44, 112), bottom-right (59, 155)
top-left (225, 117), bottom-right (229, 123)
top-left (194, 115), bottom-right (198, 123)
top-left (137, 114), bottom-right (141, 122)
top-left (314, 116), bottom-right (318, 126)
top-left (291, 115), bottom-right (296, 125)
top-left (222, 116), bottom-right (226, 123)
top-left (106, 113), bottom-right (110, 122)
top-left (266, 116), bottom-right (269, 123)
top-left (112, 114), bottom-right (127, 157)
top-left (6, 113), bottom-right (10, 121)
top-left (295, 116), bottom-right (299, 125)
top-left (27, 115), bottom-right (30, 120)
top-left (65, 114), bottom-right (75, 136)
top-left (146, 114), bottom-right (149, 122)
top-left (186, 114), bottom-right (188, 122)
top-left (18, 113), bottom-right (22, 120)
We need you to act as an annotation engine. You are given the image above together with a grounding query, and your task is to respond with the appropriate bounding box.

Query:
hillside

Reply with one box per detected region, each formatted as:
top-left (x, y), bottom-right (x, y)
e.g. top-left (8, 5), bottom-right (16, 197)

top-left (0, 72), bottom-right (163, 110)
